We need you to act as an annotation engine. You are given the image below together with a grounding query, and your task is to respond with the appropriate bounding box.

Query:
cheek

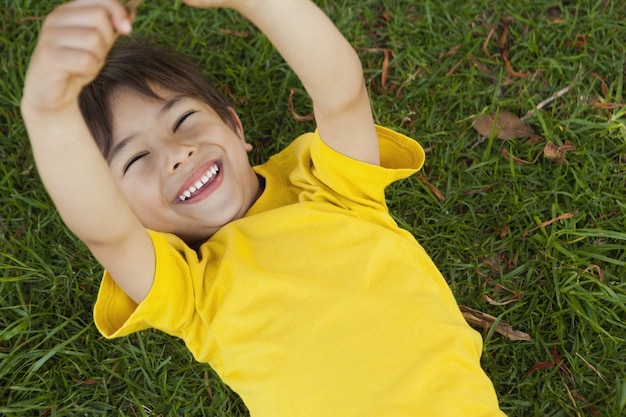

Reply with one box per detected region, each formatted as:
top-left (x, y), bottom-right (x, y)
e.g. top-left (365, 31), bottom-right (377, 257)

top-left (119, 179), bottom-right (164, 220)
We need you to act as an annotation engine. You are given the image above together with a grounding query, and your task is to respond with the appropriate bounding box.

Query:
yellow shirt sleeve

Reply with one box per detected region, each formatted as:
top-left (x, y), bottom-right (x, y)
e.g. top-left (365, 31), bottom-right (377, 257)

top-left (94, 230), bottom-right (197, 339)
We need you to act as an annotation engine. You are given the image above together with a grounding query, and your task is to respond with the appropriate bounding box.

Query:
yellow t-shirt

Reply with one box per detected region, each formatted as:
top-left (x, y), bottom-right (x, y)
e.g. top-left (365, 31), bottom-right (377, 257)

top-left (94, 126), bottom-right (506, 416)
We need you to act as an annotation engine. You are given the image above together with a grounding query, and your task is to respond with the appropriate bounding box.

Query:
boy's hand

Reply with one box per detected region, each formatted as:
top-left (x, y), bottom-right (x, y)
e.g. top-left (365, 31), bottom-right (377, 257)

top-left (22, 0), bottom-right (132, 113)
top-left (181, 0), bottom-right (380, 165)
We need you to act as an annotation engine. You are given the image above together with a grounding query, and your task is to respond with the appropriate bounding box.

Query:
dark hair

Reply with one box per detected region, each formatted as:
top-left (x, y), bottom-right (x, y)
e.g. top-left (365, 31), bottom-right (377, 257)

top-left (79, 40), bottom-right (236, 158)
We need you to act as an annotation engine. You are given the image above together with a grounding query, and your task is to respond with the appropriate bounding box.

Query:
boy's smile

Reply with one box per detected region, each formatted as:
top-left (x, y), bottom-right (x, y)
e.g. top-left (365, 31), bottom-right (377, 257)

top-left (175, 160), bottom-right (222, 203)
top-left (108, 84), bottom-right (259, 244)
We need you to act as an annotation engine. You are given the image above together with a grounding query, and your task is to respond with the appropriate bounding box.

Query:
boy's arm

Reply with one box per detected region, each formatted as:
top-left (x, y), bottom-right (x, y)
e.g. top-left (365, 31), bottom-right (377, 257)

top-left (186, 0), bottom-right (380, 166)
top-left (21, 0), bottom-right (154, 304)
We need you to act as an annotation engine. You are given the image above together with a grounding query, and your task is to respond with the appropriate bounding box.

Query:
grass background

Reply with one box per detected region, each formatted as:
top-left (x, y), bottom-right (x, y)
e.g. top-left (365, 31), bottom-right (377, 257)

top-left (1, 0), bottom-right (625, 415)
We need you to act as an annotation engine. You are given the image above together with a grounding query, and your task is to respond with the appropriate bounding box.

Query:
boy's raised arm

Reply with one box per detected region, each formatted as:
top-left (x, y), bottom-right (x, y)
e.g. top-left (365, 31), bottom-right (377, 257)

top-left (186, 0), bottom-right (381, 166)
top-left (21, 0), bottom-right (154, 304)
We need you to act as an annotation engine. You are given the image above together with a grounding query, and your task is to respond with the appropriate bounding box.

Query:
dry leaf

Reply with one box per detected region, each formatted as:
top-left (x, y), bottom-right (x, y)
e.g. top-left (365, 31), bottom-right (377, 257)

top-left (468, 54), bottom-right (492, 75)
top-left (417, 175), bottom-right (445, 203)
top-left (219, 28), bottom-right (250, 38)
top-left (125, 0), bottom-right (143, 21)
top-left (288, 89), bottom-right (315, 122)
top-left (500, 147), bottom-right (538, 165)
top-left (522, 211), bottom-right (579, 238)
top-left (459, 305), bottom-right (532, 341)
top-left (360, 48), bottom-right (394, 94)
top-left (581, 264), bottom-right (605, 282)
top-left (502, 49), bottom-right (529, 78)
top-left (543, 141), bottom-right (576, 163)
top-left (473, 110), bottom-right (539, 140)
top-left (462, 182), bottom-right (499, 195)
top-left (438, 44), bottom-right (462, 63)
top-left (482, 27), bottom-right (496, 59)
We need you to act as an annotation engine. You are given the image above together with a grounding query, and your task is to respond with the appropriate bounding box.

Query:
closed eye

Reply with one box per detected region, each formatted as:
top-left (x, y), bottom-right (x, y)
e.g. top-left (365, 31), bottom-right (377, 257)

top-left (123, 152), bottom-right (149, 174)
top-left (174, 110), bottom-right (197, 132)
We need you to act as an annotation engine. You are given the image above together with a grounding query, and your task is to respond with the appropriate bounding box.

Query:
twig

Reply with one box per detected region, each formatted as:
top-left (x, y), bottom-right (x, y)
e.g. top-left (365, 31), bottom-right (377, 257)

top-left (125, 0), bottom-right (143, 21)
top-left (521, 84), bottom-right (575, 121)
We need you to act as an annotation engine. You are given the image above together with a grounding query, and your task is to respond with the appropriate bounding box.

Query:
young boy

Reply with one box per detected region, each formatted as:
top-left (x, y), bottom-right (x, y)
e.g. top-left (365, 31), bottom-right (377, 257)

top-left (21, 0), bottom-right (507, 415)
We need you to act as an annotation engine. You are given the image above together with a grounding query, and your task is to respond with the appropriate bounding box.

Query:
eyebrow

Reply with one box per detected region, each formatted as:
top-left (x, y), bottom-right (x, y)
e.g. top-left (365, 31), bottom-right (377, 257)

top-left (108, 95), bottom-right (190, 165)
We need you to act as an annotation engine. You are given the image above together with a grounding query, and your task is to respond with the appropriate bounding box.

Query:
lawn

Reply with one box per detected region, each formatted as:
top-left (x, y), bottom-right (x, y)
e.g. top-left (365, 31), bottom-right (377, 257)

top-left (1, 0), bottom-right (625, 416)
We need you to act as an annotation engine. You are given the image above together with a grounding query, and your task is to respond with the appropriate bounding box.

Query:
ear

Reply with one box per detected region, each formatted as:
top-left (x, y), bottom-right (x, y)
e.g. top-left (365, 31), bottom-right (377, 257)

top-left (228, 107), bottom-right (253, 152)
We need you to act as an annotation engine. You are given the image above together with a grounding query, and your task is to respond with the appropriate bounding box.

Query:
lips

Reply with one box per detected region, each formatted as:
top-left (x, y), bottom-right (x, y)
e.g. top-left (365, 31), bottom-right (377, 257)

top-left (175, 160), bottom-right (222, 203)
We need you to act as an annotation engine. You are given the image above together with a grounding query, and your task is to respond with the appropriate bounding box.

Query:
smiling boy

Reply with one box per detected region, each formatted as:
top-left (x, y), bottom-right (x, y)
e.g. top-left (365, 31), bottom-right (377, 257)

top-left (21, 0), bottom-right (506, 415)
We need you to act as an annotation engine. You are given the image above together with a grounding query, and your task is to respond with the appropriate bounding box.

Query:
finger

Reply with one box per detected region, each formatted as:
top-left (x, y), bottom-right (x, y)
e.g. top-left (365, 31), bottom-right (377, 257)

top-left (39, 26), bottom-right (111, 70)
top-left (52, 0), bottom-right (132, 35)
top-left (41, 4), bottom-right (126, 59)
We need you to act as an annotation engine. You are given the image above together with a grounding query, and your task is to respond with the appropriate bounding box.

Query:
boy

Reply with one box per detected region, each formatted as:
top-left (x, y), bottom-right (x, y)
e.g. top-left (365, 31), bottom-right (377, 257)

top-left (21, 0), bottom-right (507, 415)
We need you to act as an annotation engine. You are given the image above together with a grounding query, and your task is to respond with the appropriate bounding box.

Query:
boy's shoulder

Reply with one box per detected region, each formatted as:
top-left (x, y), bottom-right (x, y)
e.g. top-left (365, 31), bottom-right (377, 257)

top-left (258, 125), bottom-right (425, 169)
top-left (258, 125), bottom-right (425, 176)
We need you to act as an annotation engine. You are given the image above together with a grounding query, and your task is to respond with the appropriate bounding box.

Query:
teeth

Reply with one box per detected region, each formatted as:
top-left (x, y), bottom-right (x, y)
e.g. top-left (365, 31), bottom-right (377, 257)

top-left (178, 165), bottom-right (219, 202)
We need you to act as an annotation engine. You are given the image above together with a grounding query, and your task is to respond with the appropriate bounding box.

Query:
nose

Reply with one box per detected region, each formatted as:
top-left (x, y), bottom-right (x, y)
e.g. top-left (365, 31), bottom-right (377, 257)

top-left (168, 145), bottom-right (195, 172)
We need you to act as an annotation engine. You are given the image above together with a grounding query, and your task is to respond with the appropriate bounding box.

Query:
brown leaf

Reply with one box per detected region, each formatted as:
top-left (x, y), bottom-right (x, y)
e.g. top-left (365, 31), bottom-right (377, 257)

top-left (482, 27), bottom-right (496, 59)
top-left (502, 49), bottom-right (530, 78)
top-left (590, 72), bottom-right (608, 97)
top-left (581, 264), bottom-right (605, 282)
top-left (125, 0), bottom-right (143, 21)
top-left (459, 305), bottom-right (532, 341)
top-left (473, 110), bottom-right (538, 140)
top-left (71, 377), bottom-right (103, 385)
top-left (360, 48), bottom-right (395, 93)
top-left (462, 182), bottom-right (499, 195)
top-left (417, 175), bottom-right (445, 203)
top-left (438, 44), bottom-right (462, 64)
top-left (445, 58), bottom-right (464, 77)
top-left (219, 28), bottom-right (250, 38)
top-left (468, 54), bottom-right (492, 75)
top-left (288, 89), bottom-right (315, 122)
top-left (543, 140), bottom-right (576, 163)
top-left (381, 49), bottom-right (391, 92)
top-left (500, 147), bottom-right (537, 165)
top-left (522, 211), bottom-right (579, 238)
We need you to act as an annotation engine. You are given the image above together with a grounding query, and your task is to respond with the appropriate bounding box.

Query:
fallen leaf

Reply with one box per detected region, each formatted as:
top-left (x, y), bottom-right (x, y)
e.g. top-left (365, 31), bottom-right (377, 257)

top-left (381, 49), bottom-right (391, 92)
top-left (219, 28), bottom-right (250, 38)
top-left (125, 0), bottom-right (143, 21)
top-left (462, 182), bottom-right (500, 195)
top-left (473, 110), bottom-right (539, 140)
top-left (499, 17), bottom-right (511, 50)
top-left (564, 34), bottom-right (586, 48)
top-left (438, 44), bottom-right (462, 63)
top-left (590, 72), bottom-right (608, 97)
top-left (502, 49), bottom-right (530, 78)
top-left (543, 140), bottom-right (576, 163)
top-left (500, 147), bottom-right (538, 165)
top-left (71, 377), bottom-right (103, 385)
top-left (445, 57), bottom-right (464, 76)
top-left (525, 347), bottom-right (572, 379)
top-left (417, 175), bottom-right (445, 203)
top-left (592, 102), bottom-right (626, 109)
top-left (522, 211), bottom-right (579, 238)
top-left (360, 48), bottom-right (395, 94)
top-left (581, 264), bottom-right (604, 282)
top-left (288, 89), bottom-right (315, 122)
top-left (17, 16), bottom-right (43, 24)
top-left (468, 54), bottom-right (492, 75)
top-left (482, 27), bottom-right (496, 59)
top-left (459, 305), bottom-right (532, 341)
top-left (484, 283), bottom-right (524, 306)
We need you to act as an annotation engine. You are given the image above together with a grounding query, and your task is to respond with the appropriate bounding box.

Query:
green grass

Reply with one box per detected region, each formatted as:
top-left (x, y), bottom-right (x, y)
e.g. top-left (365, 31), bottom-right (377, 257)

top-left (1, 0), bottom-right (625, 416)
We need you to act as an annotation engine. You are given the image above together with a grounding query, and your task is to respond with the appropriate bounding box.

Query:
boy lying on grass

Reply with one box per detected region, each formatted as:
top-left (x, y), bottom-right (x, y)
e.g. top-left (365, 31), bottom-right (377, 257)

top-left (21, 0), bottom-right (507, 415)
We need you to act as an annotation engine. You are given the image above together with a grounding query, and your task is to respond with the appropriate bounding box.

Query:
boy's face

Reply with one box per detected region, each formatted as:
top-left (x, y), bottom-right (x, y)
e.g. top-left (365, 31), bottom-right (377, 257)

top-left (107, 84), bottom-right (259, 245)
